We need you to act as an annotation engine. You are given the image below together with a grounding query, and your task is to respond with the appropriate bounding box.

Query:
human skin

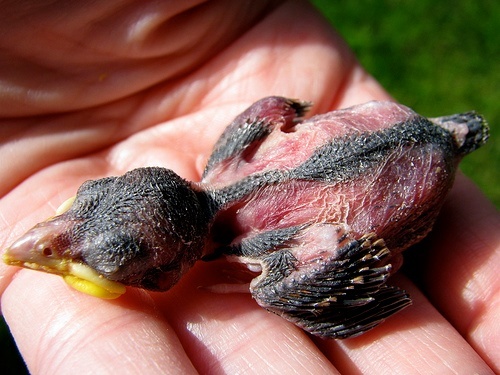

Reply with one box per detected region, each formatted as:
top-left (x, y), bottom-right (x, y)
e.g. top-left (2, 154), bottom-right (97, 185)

top-left (0, 1), bottom-right (498, 374)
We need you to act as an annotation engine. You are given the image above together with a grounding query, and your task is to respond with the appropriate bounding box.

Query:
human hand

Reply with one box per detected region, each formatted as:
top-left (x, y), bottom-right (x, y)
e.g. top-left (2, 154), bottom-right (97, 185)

top-left (1, 1), bottom-right (498, 373)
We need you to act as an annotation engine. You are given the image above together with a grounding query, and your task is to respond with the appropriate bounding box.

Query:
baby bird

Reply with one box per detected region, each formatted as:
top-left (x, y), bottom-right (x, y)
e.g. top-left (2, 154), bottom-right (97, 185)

top-left (4, 97), bottom-right (489, 338)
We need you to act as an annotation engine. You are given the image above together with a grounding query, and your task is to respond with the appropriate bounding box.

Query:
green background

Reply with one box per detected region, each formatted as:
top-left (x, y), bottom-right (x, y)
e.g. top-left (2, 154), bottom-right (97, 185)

top-left (2, 1), bottom-right (498, 373)
top-left (312, 0), bottom-right (499, 207)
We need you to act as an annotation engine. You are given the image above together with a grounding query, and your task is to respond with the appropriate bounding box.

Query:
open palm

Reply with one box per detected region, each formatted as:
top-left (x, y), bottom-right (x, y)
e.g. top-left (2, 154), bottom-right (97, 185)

top-left (0, 1), bottom-right (498, 373)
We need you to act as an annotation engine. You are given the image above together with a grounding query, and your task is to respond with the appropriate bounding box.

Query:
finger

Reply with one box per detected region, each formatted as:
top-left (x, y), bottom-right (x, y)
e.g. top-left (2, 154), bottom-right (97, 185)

top-left (315, 275), bottom-right (494, 374)
top-left (2, 270), bottom-right (198, 374)
top-left (420, 174), bottom-right (500, 372)
top-left (186, 0), bottom-right (393, 111)
top-left (0, 0), bottom-right (274, 116)
top-left (157, 259), bottom-right (339, 374)
top-left (0, 100), bottom-right (135, 198)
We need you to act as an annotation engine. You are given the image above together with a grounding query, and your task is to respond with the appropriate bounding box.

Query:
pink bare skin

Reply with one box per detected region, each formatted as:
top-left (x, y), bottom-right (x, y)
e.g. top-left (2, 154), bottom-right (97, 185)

top-left (0, 1), bottom-right (498, 374)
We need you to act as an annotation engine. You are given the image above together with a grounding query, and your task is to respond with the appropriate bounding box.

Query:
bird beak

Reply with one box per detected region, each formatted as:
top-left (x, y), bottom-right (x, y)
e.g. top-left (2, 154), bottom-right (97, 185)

top-left (3, 200), bottom-right (127, 300)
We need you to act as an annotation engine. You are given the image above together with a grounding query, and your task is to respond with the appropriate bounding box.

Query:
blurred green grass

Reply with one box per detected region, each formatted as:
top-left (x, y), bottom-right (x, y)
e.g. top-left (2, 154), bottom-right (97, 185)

top-left (2, 2), bottom-right (499, 373)
top-left (312, 0), bottom-right (499, 207)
